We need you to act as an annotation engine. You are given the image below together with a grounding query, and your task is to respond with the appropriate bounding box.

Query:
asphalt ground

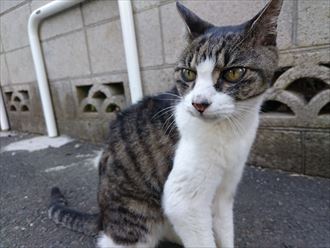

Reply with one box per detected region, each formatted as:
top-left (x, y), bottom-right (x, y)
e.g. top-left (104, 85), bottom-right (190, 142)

top-left (0, 132), bottom-right (329, 248)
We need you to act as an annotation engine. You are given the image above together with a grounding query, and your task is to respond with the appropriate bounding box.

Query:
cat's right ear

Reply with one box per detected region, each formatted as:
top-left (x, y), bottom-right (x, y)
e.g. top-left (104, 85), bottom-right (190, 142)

top-left (176, 1), bottom-right (213, 40)
top-left (244, 0), bottom-right (283, 46)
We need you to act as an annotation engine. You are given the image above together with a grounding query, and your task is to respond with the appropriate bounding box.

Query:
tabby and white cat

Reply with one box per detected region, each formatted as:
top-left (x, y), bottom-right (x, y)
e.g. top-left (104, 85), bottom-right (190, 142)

top-left (48, 0), bottom-right (283, 247)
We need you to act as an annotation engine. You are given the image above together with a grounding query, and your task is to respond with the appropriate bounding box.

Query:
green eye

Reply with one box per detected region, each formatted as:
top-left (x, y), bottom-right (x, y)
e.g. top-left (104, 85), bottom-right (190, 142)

top-left (223, 68), bottom-right (246, 82)
top-left (181, 69), bottom-right (196, 82)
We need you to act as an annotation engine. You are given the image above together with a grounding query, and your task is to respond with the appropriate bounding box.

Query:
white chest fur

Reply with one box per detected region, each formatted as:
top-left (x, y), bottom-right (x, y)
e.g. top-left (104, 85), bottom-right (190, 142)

top-left (162, 99), bottom-right (262, 248)
top-left (174, 100), bottom-right (260, 172)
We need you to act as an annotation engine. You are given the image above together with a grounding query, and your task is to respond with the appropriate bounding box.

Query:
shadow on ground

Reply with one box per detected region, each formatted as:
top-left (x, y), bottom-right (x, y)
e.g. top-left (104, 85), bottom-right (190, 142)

top-left (0, 132), bottom-right (329, 247)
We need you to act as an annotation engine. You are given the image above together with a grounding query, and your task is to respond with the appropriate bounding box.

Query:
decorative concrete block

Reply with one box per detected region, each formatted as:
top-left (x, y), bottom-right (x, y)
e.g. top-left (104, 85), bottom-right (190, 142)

top-left (0, 54), bottom-right (10, 86)
top-left (0, 0), bottom-right (25, 14)
top-left (2, 83), bottom-right (46, 134)
top-left (135, 8), bottom-right (163, 67)
top-left (160, 2), bottom-right (187, 64)
top-left (304, 131), bottom-right (330, 178)
top-left (82, 0), bottom-right (119, 25)
top-left (3, 85), bottom-right (31, 113)
top-left (71, 72), bottom-right (131, 106)
top-left (249, 129), bottom-right (303, 173)
top-left (141, 67), bottom-right (174, 95)
top-left (31, 0), bottom-right (83, 40)
top-left (42, 31), bottom-right (90, 80)
top-left (86, 20), bottom-right (126, 74)
top-left (6, 47), bottom-right (36, 84)
top-left (297, 0), bottom-right (330, 46)
top-left (261, 64), bottom-right (330, 129)
top-left (279, 47), bottom-right (330, 67)
top-left (0, 3), bottom-right (30, 51)
top-left (76, 83), bottom-right (126, 116)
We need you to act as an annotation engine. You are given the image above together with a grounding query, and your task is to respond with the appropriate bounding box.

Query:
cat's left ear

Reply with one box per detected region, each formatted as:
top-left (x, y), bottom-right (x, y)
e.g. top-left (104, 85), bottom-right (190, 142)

top-left (176, 1), bottom-right (214, 40)
top-left (244, 0), bottom-right (283, 46)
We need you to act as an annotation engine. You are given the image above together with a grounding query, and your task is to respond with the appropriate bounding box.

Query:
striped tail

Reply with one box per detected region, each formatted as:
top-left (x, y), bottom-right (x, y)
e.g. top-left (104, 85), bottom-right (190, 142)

top-left (48, 187), bottom-right (99, 236)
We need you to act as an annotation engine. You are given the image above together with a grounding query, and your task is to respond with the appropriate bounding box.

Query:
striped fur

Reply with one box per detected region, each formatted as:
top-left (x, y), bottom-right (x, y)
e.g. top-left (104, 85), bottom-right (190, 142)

top-left (97, 89), bottom-right (180, 245)
top-left (48, 88), bottom-right (180, 244)
top-left (48, 187), bottom-right (99, 236)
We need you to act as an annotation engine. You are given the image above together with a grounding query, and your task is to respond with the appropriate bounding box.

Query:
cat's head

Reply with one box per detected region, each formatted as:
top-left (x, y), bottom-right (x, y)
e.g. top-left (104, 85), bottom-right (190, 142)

top-left (174, 0), bottom-right (283, 120)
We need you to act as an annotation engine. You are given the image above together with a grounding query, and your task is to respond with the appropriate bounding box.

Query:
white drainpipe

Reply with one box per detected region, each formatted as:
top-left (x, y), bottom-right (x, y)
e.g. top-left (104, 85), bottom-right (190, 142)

top-left (28, 0), bottom-right (143, 137)
top-left (28, 0), bottom-right (85, 137)
top-left (0, 88), bottom-right (10, 131)
top-left (118, 0), bottom-right (143, 103)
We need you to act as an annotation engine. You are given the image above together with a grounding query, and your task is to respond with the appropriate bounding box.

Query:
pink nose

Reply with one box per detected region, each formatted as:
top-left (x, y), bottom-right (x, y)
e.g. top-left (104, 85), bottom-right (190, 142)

top-left (192, 102), bottom-right (210, 113)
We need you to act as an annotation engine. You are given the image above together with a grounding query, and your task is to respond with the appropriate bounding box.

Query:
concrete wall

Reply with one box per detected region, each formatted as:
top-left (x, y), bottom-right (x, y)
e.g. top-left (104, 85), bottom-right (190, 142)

top-left (0, 0), bottom-right (329, 176)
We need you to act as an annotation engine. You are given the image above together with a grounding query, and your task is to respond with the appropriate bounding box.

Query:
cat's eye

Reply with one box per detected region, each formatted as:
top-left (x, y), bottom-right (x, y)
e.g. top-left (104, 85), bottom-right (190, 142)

top-left (222, 68), bottom-right (246, 82)
top-left (181, 69), bottom-right (196, 82)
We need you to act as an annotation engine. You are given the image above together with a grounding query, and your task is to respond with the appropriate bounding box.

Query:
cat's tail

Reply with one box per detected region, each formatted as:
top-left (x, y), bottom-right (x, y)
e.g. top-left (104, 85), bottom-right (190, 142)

top-left (48, 187), bottom-right (99, 236)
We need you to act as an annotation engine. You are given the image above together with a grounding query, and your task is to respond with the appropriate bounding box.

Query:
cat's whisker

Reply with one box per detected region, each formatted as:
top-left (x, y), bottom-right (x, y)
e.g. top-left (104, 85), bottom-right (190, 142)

top-left (235, 108), bottom-right (257, 115)
top-left (235, 104), bottom-right (253, 109)
top-left (155, 110), bottom-right (175, 122)
top-left (227, 116), bottom-right (239, 137)
top-left (235, 104), bottom-right (255, 110)
top-left (152, 106), bottom-right (175, 120)
top-left (227, 116), bottom-right (242, 137)
top-left (222, 115), bottom-right (238, 137)
top-left (235, 105), bottom-right (258, 113)
top-left (231, 114), bottom-right (247, 135)
top-left (257, 112), bottom-right (272, 126)
top-left (157, 98), bottom-right (181, 101)
top-left (236, 109), bottom-right (262, 123)
top-left (166, 118), bottom-right (175, 135)
top-left (164, 118), bottom-right (176, 135)
top-left (220, 111), bottom-right (245, 137)
top-left (162, 112), bottom-right (175, 133)
top-left (166, 120), bottom-right (176, 136)
top-left (162, 92), bottom-right (182, 99)
top-left (235, 106), bottom-right (272, 126)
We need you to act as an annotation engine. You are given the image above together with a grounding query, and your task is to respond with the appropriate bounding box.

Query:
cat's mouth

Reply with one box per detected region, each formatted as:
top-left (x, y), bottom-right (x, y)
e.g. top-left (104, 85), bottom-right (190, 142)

top-left (187, 108), bottom-right (233, 121)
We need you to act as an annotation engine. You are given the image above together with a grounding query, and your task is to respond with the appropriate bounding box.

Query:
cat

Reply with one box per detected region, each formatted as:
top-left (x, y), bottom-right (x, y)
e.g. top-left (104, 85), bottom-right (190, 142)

top-left (48, 0), bottom-right (283, 247)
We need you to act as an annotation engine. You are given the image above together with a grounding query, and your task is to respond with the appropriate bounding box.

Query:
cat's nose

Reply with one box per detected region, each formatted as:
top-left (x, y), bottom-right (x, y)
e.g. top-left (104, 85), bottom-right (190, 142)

top-left (192, 101), bottom-right (211, 113)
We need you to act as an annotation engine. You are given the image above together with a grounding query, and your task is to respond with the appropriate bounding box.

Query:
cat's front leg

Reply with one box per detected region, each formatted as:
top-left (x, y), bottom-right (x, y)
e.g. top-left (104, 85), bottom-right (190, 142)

top-left (212, 168), bottom-right (243, 248)
top-left (212, 190), bottom-right (234, 248)
top-left (163, 142), bottom-right (221, 248)
top-left (163, 173), bottom-right (218, 248)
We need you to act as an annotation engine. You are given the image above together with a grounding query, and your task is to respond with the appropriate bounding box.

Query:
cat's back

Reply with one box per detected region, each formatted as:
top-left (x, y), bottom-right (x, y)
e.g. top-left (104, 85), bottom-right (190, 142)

top-left (106, 88), bottom-right (179, 159)
top-left (99, 88), bottom-right (179, 206)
